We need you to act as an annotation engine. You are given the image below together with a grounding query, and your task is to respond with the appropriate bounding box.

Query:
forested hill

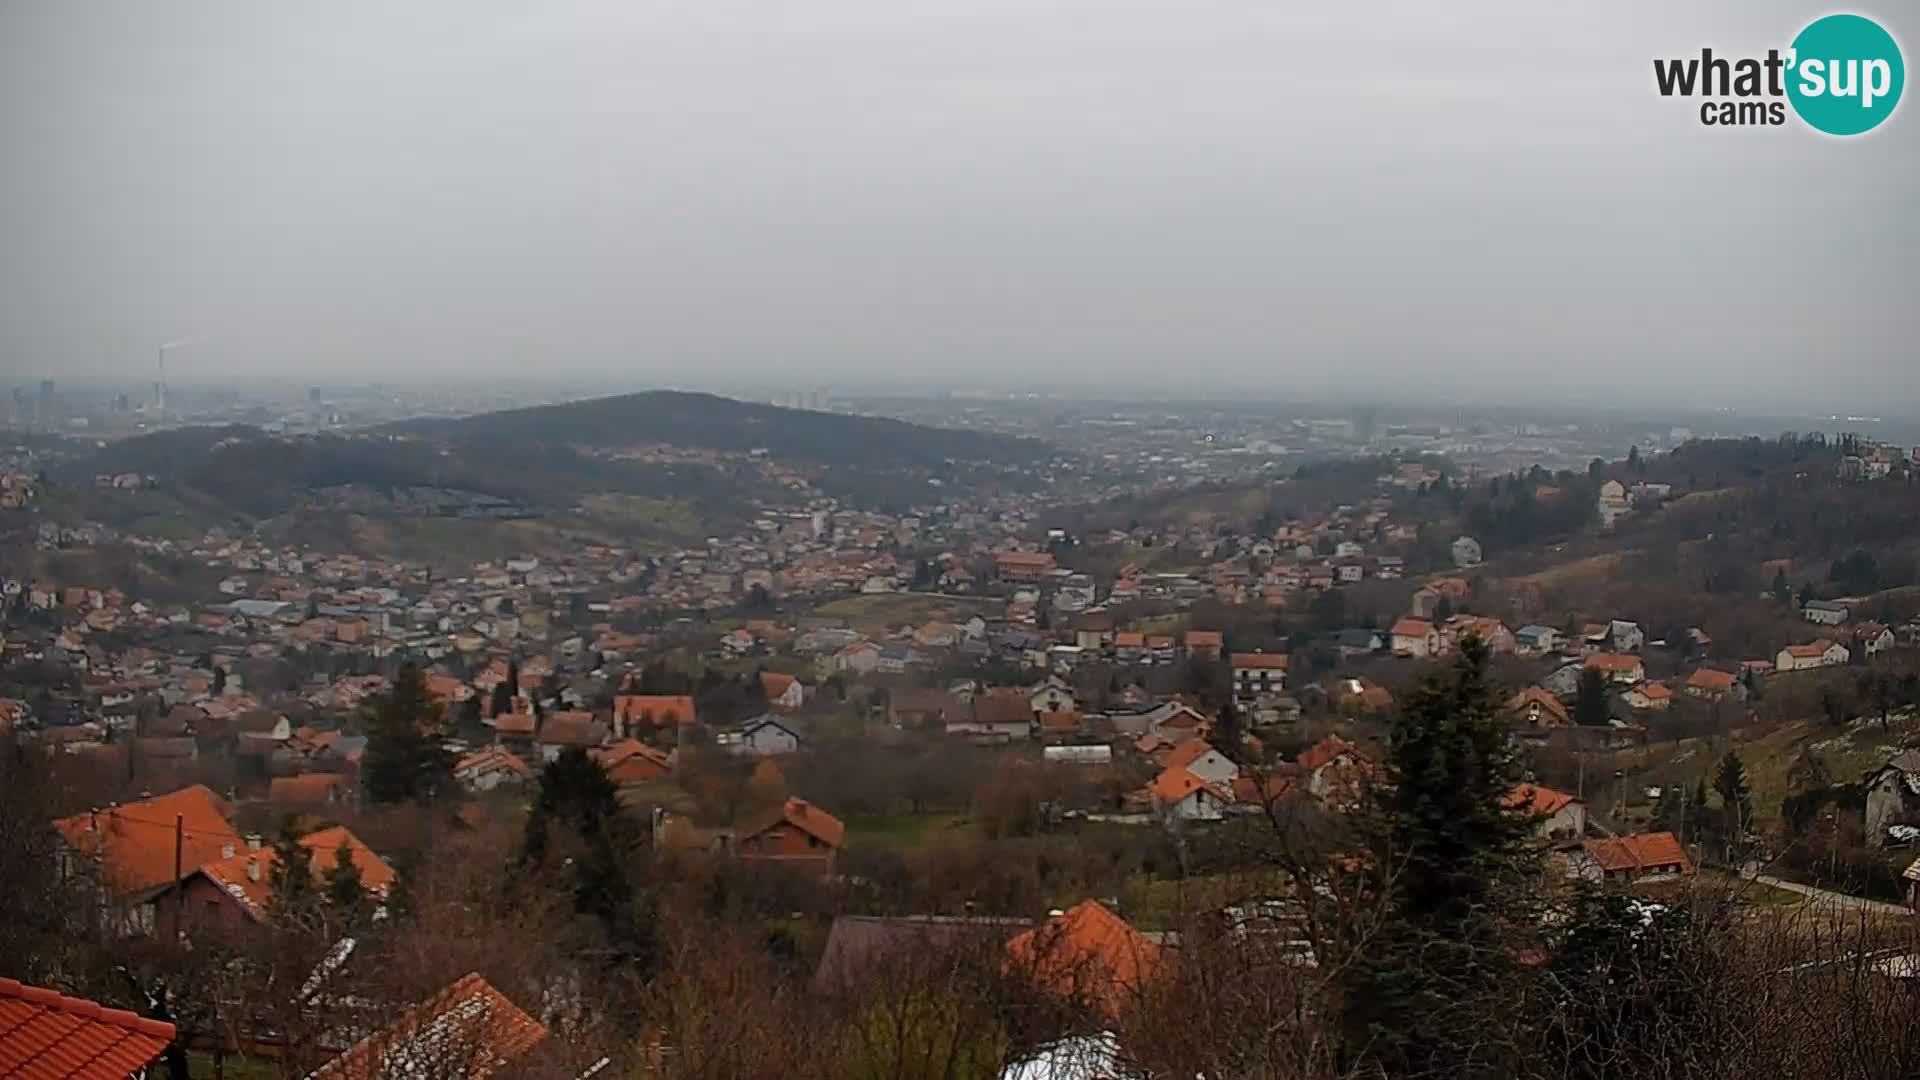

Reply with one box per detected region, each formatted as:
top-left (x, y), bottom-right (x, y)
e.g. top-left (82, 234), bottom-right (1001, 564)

top-left (386, 390), bottom-right (1052, 470)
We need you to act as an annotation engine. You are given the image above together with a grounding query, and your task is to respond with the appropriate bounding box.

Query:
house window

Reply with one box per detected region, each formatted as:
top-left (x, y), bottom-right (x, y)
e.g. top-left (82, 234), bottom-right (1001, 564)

top-left (807, 835), bottom-right (820, 848)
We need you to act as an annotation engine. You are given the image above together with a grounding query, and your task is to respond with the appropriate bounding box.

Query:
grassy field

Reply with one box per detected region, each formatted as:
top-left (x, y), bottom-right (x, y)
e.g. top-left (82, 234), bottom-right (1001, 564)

top-left (813, 592), bottom-right (1001, 630)
top-left (841, 812), bottom-right (970, 850)
top-left (1610, 705), bottom-right (1919, 831)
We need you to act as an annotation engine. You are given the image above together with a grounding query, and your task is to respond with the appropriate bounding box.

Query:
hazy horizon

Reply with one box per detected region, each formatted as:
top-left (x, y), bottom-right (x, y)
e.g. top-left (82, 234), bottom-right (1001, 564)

top-left (3, 2), bottom-right (1914, 414)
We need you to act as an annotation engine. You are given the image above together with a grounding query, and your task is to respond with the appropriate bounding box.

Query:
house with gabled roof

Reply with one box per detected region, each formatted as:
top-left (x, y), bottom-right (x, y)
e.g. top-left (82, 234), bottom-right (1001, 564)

top-left (305, 972), bottom-right (546, 1080)
top-left (733, 797), bottom-right (845, 875)
top-left (454, 746), bottom-right (533, 792)
top-left (1508, 686), bottom-right (1571, 731)
top-left (163, 825), bottom-right (395, 936)
top-left (52, 785), bottom-right (242, 930)
top-left (1155, 739), bottom-right (1238, 788)
top-left (1005, 900), bottom-right (1161, 1019)
top-left (1149, 766), bottom-right (1232, 822)
top-left (1683, 668), bottom-right (1741, 700)
top-left (1572, 832), bottom-right (1693, 883)
top-left (1505, 784), bottom-right (1585, 840)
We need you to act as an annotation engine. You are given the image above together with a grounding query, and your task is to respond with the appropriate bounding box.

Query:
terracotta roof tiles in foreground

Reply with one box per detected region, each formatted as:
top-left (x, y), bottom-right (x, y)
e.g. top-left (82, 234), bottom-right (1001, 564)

top-left (0, 976), bottom-right (176, 1079)
top-left (305, 972), bottom-right (545, 1080)
top-left (1005, 900), bottom-right (1161, 1017)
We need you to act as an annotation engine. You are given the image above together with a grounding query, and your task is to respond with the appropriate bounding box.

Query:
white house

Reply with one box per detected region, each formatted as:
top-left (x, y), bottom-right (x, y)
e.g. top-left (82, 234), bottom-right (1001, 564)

top-left (1509, 785), bottom-right (1587, 840)
top-left (1608, 620), bottom-right (1646, 653)
top-left (1160, 739), bottom-right (1240, 789)
top-left (1514, 625), bottom-right (1560, 655)
top-left (1776, 639), bottom-right (1850, 672)
top-left (1802, 600), bottom-right (1851, 626)
top-left (1151, 767), bottom-right (1230, 822)
top-left (1390, 618), bottom-right (1439, 658)
top-left (727, 714), bottom-right (804, 756)
top-left (1029, 680), bottom-right (1077, 715)
top-left (1230, 652), bottom-right (1290, 698)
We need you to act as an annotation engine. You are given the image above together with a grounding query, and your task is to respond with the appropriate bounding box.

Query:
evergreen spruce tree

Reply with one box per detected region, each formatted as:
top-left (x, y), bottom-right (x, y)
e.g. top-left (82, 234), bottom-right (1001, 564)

top-left (1341, 638), bottom-right (1540, 1078)
top-left (268, 827), bottom-right (317, 927)
top-left (1713, 750), bottom-right (1755, 863)
top-left (324, 836), bottom-right (366, 920)
top-left (361, 663), bottom-right (455, 805)
top-left (520, 748), bottom-right (658, 974)
top-left (1573, 667), bottom-right (1611, 727)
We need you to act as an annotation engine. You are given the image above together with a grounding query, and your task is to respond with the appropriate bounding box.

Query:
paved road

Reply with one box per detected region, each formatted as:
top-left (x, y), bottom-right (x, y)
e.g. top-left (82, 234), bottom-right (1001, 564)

top-left (1742, 869), bottom-right (1913, 917)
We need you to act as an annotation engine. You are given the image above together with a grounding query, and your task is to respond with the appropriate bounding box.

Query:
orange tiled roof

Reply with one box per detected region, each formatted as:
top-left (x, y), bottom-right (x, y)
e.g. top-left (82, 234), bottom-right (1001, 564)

top-left (1150, 766), bottom-right (1222, 804)
top-left (51, 786), bottom-right (240, 898)
top-left (1505, 784), bottom-right (1577, 817)
top-left (1112, 632), bottom-right (1145, 648)
top-left (1581, 832), bottom-right (1693, 875)
top-left (740, 798), bottom-right (846, 850)
top-left (1184, 631), bottom-right (1224, 647)
top-left (1507, 686), bottom-right (1570, 726)
top-left (1005, 900), bottom-right (1160, 1015)
top-left (1160, 739), bottom-right (1217, 771)
top-left (613, 694), bottom-right (696, 728)
top-left (1296, 735), bottom-right (1360, 772)
top-left (196, 826), bottom-right (396, 918)
top-left (1230, 653), bottom-right (1289, 669)
top-left (0, 976), bottom-right (176, 1078)
top-left (1685, 668), bottom-right (1737, 693)
top-left (1584, 653), bottom-right (1642, 673)
top-left (1390, 618), bottom-right (1433, 638)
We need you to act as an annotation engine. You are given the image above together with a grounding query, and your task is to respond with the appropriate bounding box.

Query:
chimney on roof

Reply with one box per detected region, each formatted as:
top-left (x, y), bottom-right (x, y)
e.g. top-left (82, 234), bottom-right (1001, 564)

top-left (246, 833), bottom-right (262, 850)
top-left (246, 857), bottom-right (261, 883)
top-left (1048, 908), bottom-right (1065, 918)
top-left (88, 808), bottom-right (98, 832)
top-left (221, 843), bottom-right (235, 859)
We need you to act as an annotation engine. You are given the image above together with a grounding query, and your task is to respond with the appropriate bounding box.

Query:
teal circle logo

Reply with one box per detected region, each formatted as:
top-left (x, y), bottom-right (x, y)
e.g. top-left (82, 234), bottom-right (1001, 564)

top-left (1786, 14), bottom-right (1904, 135)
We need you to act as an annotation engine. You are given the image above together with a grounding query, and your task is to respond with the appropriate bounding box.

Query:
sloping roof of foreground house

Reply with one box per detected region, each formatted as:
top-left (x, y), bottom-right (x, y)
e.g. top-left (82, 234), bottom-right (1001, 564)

top-left (0, 976), bottom-right (177, 1079)
top-left (304, 972), bottom-right (545, 1080)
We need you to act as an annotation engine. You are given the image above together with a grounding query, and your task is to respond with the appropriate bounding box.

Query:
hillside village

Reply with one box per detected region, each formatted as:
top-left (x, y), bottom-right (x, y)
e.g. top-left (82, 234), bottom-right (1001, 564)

top-left (6, 423), bottom-right (1920, 1077)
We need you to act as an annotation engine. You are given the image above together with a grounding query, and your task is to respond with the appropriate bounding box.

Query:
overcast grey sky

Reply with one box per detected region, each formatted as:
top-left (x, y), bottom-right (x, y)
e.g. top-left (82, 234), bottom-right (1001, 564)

top-left (1, 1), bottom-right (1913, 411)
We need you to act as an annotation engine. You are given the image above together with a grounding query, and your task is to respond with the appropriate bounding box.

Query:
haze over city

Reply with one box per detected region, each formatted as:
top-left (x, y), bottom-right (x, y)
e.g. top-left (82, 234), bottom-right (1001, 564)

top-left (3, 0), bottom-right (1914, 414)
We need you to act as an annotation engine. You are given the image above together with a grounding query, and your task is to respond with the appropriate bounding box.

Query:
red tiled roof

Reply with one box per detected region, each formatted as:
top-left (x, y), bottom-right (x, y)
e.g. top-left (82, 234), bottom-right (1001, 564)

top-left (1390, 618), bottom-right (1433, 638)
top-left (1584, 652), bottom-right (1642, 673)
top-left (1160, 739), bottom-right (1218, 771)
top-left (195, 826), bottom-right (397, 918)
top-left (1229, 652), bottom-right (1289, 670)
top-left (613, 694), bottom-right (696, 728)
top-left (1507, 686), bottom-right (1570, 727)
top-left (306, 973), bottom-right (545, 1080)
top-left (740, 798), bottom-right (846, 850)
top-left (1150, 766), bottom-right (1214, 805)
top-left (1005, 900), bottom-right (1160, 1016)
top-left (1581, 832), bottom-right (1694, 875)
top-left (1685, 668), bottom-right (1738, 693)
top-left (51, 786), bottom-right (240, 899)
top-left (0, 976), bottom-right (176, 1078)
top-left (1184, 631), bottom-right (1224, 647)
top-left (1505, 784), bottom-right (1577, 817)
top-left (1112, 632), bottom-right (1145, 648)
top-left (1296, 735), bottom-right (1361, 772)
